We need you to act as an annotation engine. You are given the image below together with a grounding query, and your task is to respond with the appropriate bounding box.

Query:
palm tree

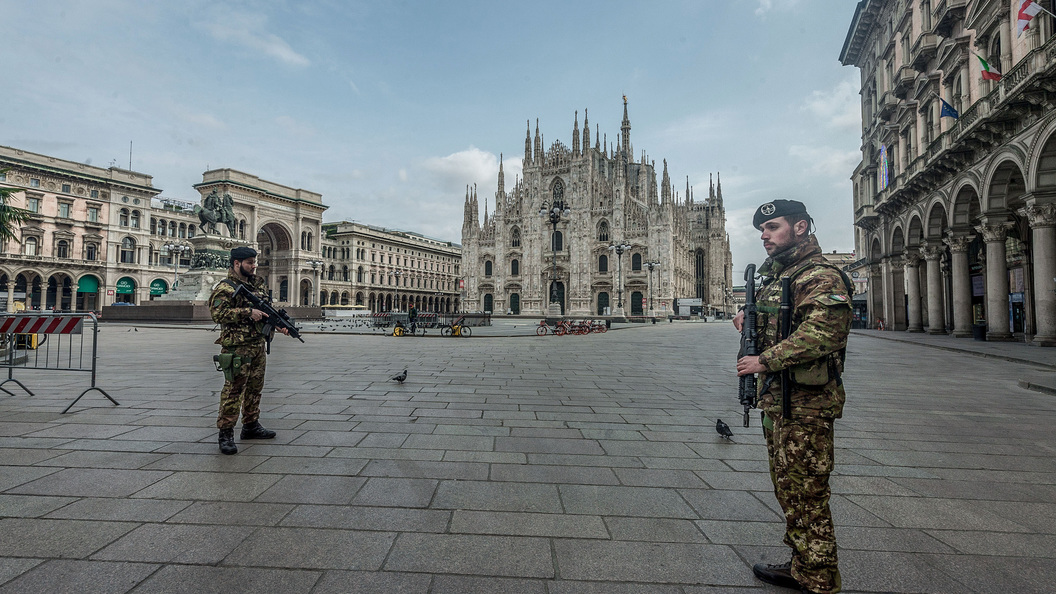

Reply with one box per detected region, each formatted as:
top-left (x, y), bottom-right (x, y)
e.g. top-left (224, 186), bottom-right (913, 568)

top-left (0, 169), bottom-right (30, 243)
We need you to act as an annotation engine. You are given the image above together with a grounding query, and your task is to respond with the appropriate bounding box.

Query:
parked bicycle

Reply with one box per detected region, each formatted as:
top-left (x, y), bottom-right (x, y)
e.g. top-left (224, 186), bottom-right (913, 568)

top-left (440, 315), bottom-right (471, 337)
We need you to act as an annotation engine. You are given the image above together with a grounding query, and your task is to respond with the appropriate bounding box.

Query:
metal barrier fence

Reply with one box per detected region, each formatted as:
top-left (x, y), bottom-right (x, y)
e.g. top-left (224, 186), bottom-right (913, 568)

top-left (0, 313), bottom-right (118, 414)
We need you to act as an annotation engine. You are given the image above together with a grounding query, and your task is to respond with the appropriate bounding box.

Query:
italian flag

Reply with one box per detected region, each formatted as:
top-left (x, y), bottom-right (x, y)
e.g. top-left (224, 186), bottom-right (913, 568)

top-left (978, 55), bottom-right (1002, 81)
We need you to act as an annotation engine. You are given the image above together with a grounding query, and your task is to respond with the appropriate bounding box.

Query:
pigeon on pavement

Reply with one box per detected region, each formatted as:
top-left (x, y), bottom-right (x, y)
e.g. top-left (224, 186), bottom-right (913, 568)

top-left (716, 418), bottom-right (734, 440)
top-left (390, 369), bottom-right (408, 384)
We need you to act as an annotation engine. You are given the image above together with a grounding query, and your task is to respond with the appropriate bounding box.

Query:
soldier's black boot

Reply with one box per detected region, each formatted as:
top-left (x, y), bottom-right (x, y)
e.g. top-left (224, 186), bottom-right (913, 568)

top-left (752, 561), bottom-right (801, 590)
top-left (240, 421), bottom-right (276, 440)
top-left (218, 428), bottom-right (238, 455)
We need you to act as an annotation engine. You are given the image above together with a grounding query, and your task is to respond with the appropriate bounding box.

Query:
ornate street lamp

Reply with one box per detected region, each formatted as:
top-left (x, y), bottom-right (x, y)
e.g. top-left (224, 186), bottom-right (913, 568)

top-left (163, 243), bottom-right (190, 291)
top-left (644, 260), bottom-right (660, 316)
top-left (307, 259), bottom-right (324, 307)
top-left (539, 198), bottom-right (571, 313)
top-left (393, 270), bottom-right (402, 312)
top-left (608, 242), bottom-right (633, 311)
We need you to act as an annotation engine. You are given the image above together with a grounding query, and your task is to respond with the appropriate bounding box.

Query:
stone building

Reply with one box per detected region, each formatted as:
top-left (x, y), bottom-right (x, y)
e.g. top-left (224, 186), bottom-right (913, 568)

top-left (841, 0), bottom-right (1056, 345)
top-left (0, 145), bottom-right (462, 313)
top-left (460, 99), bottom-right (732, 317)
top-left (319, 221), bottom-right (461, 313)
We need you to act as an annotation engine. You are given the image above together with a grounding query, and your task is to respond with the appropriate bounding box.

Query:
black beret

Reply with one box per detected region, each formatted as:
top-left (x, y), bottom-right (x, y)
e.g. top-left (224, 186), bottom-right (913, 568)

top-left (230, 246), bottom-right (257, 262)
top-left (753, 199), bottom-right (810, 230)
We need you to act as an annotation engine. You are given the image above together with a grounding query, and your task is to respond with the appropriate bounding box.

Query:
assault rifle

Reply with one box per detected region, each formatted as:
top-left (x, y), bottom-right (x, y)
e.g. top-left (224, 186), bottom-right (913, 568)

top-left (232, 284), bottom-right (305, 353)
top-left (737, 264), bottom-right (758, 427)
top-left (779, 277), bottom-right (793, 419)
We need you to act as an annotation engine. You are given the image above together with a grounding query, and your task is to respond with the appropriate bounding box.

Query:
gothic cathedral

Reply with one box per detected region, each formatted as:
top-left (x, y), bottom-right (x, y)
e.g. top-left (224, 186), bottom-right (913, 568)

top-left (461, 99), bottom-right (733, 317)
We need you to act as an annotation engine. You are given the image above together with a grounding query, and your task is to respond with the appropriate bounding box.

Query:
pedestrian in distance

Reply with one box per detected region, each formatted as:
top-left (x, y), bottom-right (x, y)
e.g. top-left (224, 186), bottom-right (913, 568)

top-left (209, 246), bottom-right (288, 455)
top-left (733, 200), bottom-right (853, 594)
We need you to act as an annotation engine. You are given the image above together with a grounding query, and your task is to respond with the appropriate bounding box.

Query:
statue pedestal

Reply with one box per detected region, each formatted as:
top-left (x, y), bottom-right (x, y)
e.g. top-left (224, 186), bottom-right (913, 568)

top-left (154, 234), bottom-right (254, 303)
top-left (546, 302), bottom-right (564, 317)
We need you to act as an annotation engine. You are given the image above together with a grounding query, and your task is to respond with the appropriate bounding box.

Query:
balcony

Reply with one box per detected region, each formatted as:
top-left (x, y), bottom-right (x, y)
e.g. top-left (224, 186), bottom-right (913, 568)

top-left (892, 65), bottom-right (917, 99)
top-left (876, 92), bottom-right (899, 120)
top-left (932, 0), bottom-right (967, 37)
top-left (910, 33), bottom-right (939, 71)
top-left (854, 203), bottom-right (879, 229)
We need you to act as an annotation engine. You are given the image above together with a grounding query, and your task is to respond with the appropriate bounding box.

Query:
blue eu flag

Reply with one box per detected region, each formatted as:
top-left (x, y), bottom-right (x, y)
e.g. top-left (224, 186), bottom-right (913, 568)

top-left (939, 98), bottom-right (959, 119)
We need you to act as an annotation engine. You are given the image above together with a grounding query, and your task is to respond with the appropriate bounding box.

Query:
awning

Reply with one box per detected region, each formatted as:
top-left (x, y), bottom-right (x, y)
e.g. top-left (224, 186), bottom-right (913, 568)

top-left (150, 279), bottom-right (168, 296)
top-left (77, 275), bottom-right (100, 293)
top-left (116, 277), bottom-right (136, 294)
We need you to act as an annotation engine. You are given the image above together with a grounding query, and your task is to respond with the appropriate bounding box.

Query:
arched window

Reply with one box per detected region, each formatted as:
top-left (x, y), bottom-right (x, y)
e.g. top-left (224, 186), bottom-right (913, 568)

top-left (598, 221), bottom-right (609, 242)
top-left (179, 223), bottom-right (187, 239)
top-left (85, 243), bottom-right (98, 261)
top-left (632, 253), bottom-right (642, 271)
top-left (599, 254), bottom-right (608, 273)
top-left (168, 221), bottom-right (176, 236)
top-left (552, 179), bottom-right (564, 202)
top-left (342, 266), bottom-right (349, 281)
top-left (328, 265), bottom-right (335, 281)
top-left (56, 240), bottom-right (69, 259)
top-left (511, 259), bottom-right (519, 276)
top-left (120, 237), bottom-right (136, 263)
top-left (485, 260), bottom-right (493, 276)
top-left (119, 208), bottom-right (129, 227)
top-left (24, 236), bottom-right (39, 256)
top-left (130, 210), bottom-right (141, 229)
top-left (150, 218), bottom-right (158, 234)
top-left (552, 231), bottom-right (563, 252)
top-left (357, 266), bottom-right (364, 283)
top-left (511, 227), bottom-right (521, 247)
top-left (238, 219), bottom-right (246, 240)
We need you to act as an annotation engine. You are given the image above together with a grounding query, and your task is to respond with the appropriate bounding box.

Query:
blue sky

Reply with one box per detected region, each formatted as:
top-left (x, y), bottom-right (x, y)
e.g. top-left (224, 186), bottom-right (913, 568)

top-left (1, 0), bottom-right (862, 278)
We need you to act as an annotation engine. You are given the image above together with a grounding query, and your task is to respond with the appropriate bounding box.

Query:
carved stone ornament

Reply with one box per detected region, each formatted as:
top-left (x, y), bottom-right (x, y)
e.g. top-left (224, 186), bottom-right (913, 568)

top-left (902, 252), bottom-right (922, 268)
top-left (919, 242), bottom-right (942, 261)
top-left (1019, 203), bottom-right (1056, 228)
top-left (943, 233), bottom-right (975, 252)
top-left (974, 222), bottom-right (1015, 243)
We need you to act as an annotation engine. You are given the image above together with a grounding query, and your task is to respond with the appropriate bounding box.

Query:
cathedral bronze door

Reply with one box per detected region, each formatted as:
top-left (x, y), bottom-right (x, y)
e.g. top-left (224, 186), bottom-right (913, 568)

top-left (597, 292), bottom-right (609, 315)
top-left (550, 281), bottom-right (565, 314)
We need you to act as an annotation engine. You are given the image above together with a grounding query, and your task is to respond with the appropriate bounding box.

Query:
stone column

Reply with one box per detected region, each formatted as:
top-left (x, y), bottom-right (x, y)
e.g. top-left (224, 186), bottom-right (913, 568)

top-left (905, 253), bottom-right (924, 332)
top-left (869, 263), bottom-right (883, 328)
top-left (1021, 204), bottom-right (1056, 346)
top-left (883, 255), bottom-right (897, 329)
top-left (1000, 16), bottom-right (1013, 74)
top-left (976, 221), bottom-right (1015, 341)
top-left (944, 233), bottom-right (975, 337)
top-left (921, 243), bottom-right (945, 334)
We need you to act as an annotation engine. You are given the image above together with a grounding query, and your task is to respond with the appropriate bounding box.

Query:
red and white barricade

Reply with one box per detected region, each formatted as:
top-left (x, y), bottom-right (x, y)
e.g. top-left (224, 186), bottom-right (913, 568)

top-left (0, 313), bottom-right (117, 413)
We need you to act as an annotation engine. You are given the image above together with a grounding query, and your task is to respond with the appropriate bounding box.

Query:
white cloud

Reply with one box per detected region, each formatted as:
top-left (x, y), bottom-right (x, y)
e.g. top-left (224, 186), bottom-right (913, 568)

top-left (788, 145), bottom-right (859, 178)
top-left (196, 7), bottom-right (310, 67)
top-left (754, 0), bottom-right (800, 17)
top-left (422, 147), bottom-right (501, 194)
top-left (803, 74), bottom-right (861, 131)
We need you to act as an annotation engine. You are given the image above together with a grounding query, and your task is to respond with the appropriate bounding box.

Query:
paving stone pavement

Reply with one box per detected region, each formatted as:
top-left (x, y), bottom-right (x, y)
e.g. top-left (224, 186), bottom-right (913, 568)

top-left (1, 321), bottom-right (1054, 593)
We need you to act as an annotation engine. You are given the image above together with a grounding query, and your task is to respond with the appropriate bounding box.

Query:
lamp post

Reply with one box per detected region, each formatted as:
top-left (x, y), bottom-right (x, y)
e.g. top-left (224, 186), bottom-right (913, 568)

top-left (393, 270), bottom-right (402, 312)
top-left (644, 260), bottom-right (660, 316)
top-left (307, 260), bottom-right (324, 307)
top-left (539, 198), bottom-right (571, 316)
top-left (609, 242), bottom-right (632, 314)
top-left (164, 243), bottom-right (190, 292)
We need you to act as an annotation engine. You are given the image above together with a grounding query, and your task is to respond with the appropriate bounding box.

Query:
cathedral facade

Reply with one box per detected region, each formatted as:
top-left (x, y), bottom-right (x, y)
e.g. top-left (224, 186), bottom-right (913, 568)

top-left (461, 100), bottom-right (732, 317)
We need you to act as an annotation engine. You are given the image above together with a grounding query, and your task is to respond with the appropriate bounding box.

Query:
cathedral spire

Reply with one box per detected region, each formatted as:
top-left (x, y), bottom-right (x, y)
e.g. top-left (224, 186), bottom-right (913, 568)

top-left (534, 119), bottom-right (541, 163)
top-left (716, 172), bottom-right (723, 207)
top-left (524, 120), bottom-right (532, 166)
top-left (582, 108), bottom-right (590, 153)
top-left (686, 176), bottom-right (692, 205)
top-left (709, 173), bottom-right (715, 201)
top-left (621, 95), bottom-right (631, 160)
top-left (595, 124), bottom-right (600, 151)
top-left (661, 159), bottom-right (671, 205)
top-left (497, 153), bottom-right (505, 195)
top-left (572, 111), bottom-right (580, 157)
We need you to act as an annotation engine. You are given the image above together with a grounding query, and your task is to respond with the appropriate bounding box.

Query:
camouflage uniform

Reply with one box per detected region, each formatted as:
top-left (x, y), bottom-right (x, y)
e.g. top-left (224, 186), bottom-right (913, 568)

top-left (753, 234), bottom-right (852, 594)
top-left (209, 269), bottom-right (269, 430)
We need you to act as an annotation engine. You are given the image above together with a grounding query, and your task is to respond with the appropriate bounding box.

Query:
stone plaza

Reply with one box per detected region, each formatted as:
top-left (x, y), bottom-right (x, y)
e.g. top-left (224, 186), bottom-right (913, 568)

top-left (1, 321), bottom-right (1054, 593)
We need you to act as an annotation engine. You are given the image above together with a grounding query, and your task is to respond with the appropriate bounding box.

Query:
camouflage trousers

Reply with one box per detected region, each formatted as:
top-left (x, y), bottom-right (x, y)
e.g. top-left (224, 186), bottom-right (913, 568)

top-left (763, 413), bottom-right (841, 594)
top-left (216, 344), bottom-right (267, 429)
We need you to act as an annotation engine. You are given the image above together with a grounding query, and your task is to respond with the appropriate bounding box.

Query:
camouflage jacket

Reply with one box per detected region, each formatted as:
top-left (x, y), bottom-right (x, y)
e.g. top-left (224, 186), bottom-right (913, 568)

top-left (754, 235), bottom-right (853, 418)
top-left (209, 269), bottom-right (268, 348)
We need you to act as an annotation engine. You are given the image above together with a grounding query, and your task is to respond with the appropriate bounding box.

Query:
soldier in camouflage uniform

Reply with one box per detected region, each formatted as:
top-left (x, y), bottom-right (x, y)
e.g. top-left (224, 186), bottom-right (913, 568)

top-left (209, 246), bottom-right (286, 455)
top-left (734, 200), bottom-right (852, 594)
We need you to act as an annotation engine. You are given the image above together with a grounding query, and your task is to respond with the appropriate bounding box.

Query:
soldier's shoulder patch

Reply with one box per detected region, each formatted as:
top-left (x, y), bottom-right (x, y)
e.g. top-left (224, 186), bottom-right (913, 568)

top-left (829, 294), bottom-right (849, 303)
top-left (816, 293), bottom-right (852, 307)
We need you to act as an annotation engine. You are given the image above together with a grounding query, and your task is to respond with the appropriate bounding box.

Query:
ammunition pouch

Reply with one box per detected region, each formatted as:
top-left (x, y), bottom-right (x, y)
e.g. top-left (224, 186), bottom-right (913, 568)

top-left (213, 353), bottom-right (252, 382)
top-left (789, 354), bottom-right (841, 387)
